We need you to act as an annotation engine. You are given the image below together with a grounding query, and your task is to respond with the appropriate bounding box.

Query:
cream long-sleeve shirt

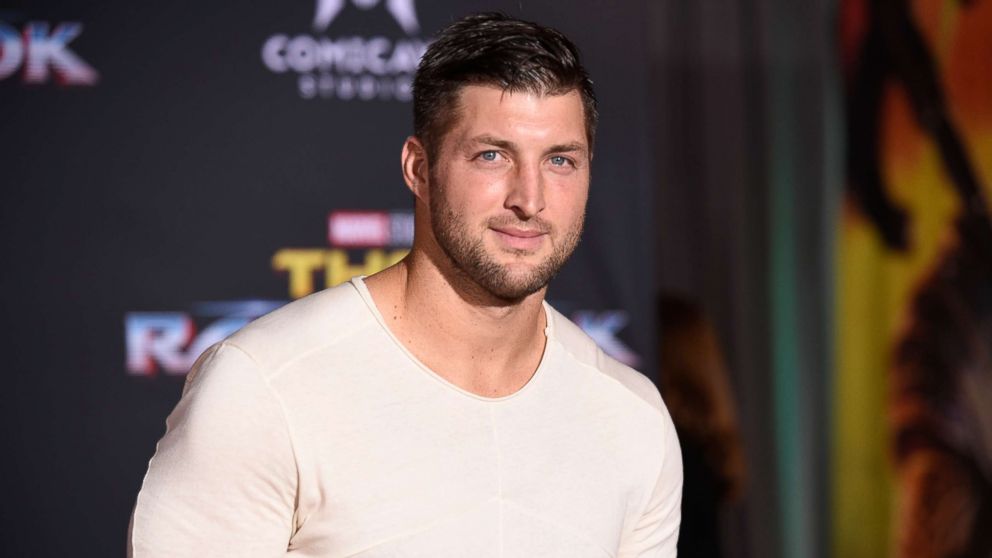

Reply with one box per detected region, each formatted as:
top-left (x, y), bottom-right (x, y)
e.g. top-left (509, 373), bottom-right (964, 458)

top-left (129, 277), bottom-right (682, 557)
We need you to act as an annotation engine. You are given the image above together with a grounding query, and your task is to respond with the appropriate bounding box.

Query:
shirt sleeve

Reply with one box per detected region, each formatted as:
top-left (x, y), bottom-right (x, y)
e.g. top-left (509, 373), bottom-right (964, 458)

top-left (128, 342), bottom-right (298, 557)
top-left (619, 407), bottom-right (684, 557)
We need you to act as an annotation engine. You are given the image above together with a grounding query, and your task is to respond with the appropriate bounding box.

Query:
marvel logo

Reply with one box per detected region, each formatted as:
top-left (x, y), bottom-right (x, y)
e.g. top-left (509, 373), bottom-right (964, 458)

top-left (328, 211), bottom-right (391, 247)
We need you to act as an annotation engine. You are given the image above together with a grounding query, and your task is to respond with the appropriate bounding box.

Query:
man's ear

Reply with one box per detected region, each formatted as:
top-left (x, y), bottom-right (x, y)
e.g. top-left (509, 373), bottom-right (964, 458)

top-left (401, 136), bottom-right (429, 203)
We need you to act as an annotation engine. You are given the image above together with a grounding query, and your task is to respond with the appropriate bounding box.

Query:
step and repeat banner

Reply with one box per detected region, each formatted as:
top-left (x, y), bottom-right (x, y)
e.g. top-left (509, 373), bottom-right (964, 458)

top-left (835, 0), bottom-right (992, 556)
top-left (0, 1), bottom-right (655, 554)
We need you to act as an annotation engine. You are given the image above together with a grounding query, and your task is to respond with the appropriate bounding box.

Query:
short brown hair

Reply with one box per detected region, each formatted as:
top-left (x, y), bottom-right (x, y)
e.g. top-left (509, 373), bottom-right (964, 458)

top-left (412, 12), bottom-right (598, 160)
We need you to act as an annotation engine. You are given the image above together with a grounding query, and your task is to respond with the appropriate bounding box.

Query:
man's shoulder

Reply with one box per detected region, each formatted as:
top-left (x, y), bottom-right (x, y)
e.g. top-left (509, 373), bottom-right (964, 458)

top-left (224, 280), bottom-right (372, 373)
top-left (546, 304), bottom-right (665, 416)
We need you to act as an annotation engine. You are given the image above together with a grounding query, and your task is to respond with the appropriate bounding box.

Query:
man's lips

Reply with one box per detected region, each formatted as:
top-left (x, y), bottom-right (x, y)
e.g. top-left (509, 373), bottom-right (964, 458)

top-left (490, 226), bottom-right (548, 251)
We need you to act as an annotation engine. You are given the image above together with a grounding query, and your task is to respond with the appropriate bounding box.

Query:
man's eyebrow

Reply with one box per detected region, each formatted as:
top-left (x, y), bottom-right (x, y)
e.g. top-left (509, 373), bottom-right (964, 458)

top-left (465, 135), bottom-right (516, 150)
top-left (544, 142), bottom-right (588, 156)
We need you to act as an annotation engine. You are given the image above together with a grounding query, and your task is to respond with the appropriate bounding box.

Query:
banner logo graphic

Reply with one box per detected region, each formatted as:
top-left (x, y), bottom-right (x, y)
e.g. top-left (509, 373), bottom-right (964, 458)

top-left (0, 21), bottom-right (99, 85)
top-left (313, 0), bottom-right (419, 34)
top-left (261, 0), bottom-right (427, 101)
top-left (125, 301), bottom-right (285, 376)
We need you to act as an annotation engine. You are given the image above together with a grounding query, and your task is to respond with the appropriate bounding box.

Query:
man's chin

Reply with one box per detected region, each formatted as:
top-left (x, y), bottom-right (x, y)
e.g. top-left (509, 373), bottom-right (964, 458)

top-left (475, 266), bottom-right (552, 301)
top-left (482, 281), bottom-right (546, 303)
top-left (435, 234), bottom-right (560, 302)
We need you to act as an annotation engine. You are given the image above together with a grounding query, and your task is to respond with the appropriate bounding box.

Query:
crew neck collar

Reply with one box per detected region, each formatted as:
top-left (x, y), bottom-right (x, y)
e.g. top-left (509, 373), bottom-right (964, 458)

top-left (349, 276), bottom-right (555, 403)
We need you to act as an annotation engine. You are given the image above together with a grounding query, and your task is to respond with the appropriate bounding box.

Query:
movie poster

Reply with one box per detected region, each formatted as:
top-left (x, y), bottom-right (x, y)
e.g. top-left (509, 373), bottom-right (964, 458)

top-left (835, 0), bottom-right (992, 556)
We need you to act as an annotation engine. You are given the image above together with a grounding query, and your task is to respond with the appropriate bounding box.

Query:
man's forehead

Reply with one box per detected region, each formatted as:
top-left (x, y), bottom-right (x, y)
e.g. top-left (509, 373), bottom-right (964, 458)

top-left (445, 85), bottom-right (588, 144)
top-left (451, 83), bottom-right (583, 109)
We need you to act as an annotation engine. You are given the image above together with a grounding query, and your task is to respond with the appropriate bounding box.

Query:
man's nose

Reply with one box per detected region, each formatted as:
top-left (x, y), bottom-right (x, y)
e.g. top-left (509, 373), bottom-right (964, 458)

top-left (504, 163), bottom-right (546, 219)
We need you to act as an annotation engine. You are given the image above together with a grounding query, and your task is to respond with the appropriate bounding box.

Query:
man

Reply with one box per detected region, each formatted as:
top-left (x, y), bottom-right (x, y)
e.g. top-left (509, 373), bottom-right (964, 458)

top-left (129, 12), bottom-right (682, 557)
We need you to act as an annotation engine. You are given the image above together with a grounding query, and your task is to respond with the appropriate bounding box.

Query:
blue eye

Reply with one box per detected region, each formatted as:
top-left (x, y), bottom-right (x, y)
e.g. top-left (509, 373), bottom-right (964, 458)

top-left (480, 151), bottom-right (498, 161)
top-left (550, 155), bottom-right (571, 166)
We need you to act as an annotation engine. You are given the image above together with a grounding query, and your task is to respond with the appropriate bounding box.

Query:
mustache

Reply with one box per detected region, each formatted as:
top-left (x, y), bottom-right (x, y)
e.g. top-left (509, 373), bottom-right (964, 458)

top-left (486, 216), bottom-right (553, 234)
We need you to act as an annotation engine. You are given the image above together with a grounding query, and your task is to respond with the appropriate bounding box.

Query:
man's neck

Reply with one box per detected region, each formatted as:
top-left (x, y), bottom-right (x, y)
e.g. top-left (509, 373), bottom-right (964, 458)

top-left (364, 253), bottom-right (548, 398)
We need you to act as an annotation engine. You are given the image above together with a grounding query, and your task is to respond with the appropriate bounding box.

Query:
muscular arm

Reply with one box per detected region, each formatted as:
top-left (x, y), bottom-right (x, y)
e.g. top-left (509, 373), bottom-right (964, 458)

top-left (619, 407), bottom-right (684, 557)
top-left (128, 343), bottom-right (298, 557)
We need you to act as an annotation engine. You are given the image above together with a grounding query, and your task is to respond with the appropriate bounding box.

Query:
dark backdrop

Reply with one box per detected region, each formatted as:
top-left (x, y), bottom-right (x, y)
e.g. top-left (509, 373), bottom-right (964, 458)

top-left (0, 1), bottom-right (657, 554)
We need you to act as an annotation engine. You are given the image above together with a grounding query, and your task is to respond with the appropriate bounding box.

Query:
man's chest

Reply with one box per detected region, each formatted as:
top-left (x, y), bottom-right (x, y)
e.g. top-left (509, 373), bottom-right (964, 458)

top-left (282, 394), bottom-right (641, 557)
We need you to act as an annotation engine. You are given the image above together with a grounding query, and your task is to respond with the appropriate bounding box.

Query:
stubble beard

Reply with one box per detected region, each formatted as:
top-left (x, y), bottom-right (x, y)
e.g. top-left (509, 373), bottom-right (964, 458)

top-left (428, 178), bottom-right (584, 302)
